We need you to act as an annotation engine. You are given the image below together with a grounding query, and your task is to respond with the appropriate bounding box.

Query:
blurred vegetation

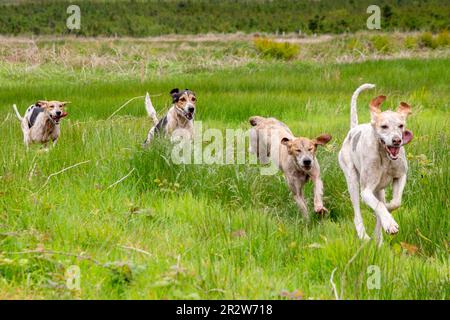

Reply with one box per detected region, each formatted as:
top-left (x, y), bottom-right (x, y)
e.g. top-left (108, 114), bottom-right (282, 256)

top-left (254, 37), bottom-right (299, 60)
top-left (0, 0), bottom-right (449, 36)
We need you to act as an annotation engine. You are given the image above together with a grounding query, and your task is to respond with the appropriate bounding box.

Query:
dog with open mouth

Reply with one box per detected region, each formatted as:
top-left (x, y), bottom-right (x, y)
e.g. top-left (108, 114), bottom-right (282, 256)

top-left (143, 88), bottom-right (196, 146)
top-left (13, 100), bottom-right (69, 150)
top-left (339, 84), bottom-right (413, 245)
top-left (249, 116), bottom-right (332, 219)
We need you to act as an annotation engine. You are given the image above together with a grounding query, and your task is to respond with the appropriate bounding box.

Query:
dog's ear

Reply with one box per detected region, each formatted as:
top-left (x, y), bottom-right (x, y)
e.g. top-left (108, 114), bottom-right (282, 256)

top-left (369, 95), bottom-right (386, 122)
top-left (170, 88), bottom-right (180, 102)
top-left (281, 137), bottom-right (292, 146)
top-left (36, 100), bottom-right (49, 107)
top-left (313, 134), bottom-right (332, 146)
top-left (402, 129), bottom-right (413, 145)
top-left (369, 95), bottom-right (386, 114)
top-left (397, 102), bottom-right (412, 118)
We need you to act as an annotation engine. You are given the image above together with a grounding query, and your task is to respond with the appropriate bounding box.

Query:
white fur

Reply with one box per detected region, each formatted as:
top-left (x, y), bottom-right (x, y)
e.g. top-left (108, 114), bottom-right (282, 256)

top-left (350, 83), bottom-right (375, 128)
top-left (339, 85), bottom-right (411, 245)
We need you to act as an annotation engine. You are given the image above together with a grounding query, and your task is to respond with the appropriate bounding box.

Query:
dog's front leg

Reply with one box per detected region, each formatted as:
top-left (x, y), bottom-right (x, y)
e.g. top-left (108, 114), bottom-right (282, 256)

top-left (310, 171), bottom-right (327, 215)
top-left (386, 175), bottom-right (406, 212)
top-left (361, 187), bottom-right (399, 235)
top-left (374, 190), bottom-right (386, 246)
top-left (294, 192), bottom-right (309, 220)
top-left (286, 176), bottom-right (309, 219)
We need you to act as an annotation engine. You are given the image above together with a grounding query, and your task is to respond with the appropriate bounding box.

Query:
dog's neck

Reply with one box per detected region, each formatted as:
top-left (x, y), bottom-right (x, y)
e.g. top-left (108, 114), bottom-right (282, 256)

top-left (46, 113), bottom-right (58, 127)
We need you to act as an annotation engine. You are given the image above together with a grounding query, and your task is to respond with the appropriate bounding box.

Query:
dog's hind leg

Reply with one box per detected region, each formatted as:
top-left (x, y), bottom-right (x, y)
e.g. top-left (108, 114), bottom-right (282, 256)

top-left (20, 122), bottom-right (31, 150)
top-left (344, 167), bottom-right (370, 240)
top-left (143, 127), bottom-right (156, 148)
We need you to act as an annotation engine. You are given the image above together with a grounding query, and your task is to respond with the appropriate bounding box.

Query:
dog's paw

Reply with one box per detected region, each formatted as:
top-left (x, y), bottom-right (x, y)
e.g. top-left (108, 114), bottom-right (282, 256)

top-left (357, 231), bottom-right (371, 241)
top-left (381, 215), bottom-right (399, 235)
top-left (314, 206), bottom-right (328, 215)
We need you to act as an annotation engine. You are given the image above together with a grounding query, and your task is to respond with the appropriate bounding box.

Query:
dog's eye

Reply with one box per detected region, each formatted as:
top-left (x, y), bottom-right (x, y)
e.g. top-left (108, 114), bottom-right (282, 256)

top-left (191, 97), bottom-right (196, 102)
top-left (399, 124), bottom-right (404, 129)
top-left (295, 149), bottom-right (302, 153)
top-left (381, 125), bottom-right (388, 129)
top-left (308, 148), bottom-right (313, 152)
top-left (179, 97), bottom-right (186, 102)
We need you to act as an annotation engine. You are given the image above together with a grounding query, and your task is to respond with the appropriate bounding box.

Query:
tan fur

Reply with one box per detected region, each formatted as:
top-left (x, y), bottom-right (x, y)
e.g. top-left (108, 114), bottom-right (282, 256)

top-left (13, 100), bottom-right (68, 150)
top-left (249, 116), bottom-right (331, 219)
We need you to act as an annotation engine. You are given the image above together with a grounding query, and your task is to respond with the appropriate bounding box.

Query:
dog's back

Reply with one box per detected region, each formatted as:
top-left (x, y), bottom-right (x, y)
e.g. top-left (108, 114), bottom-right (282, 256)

top-left (249, 116), bottom-right (293, 165)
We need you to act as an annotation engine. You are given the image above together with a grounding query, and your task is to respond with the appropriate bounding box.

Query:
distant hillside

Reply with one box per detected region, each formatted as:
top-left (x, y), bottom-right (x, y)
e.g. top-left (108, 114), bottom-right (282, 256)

top-left (0, 0), bottom-right (449, 37)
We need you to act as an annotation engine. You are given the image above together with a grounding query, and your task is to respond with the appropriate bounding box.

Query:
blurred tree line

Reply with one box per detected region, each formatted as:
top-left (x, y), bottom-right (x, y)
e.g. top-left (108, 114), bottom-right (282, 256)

top-left (0, 0), bottom-right (448, 36)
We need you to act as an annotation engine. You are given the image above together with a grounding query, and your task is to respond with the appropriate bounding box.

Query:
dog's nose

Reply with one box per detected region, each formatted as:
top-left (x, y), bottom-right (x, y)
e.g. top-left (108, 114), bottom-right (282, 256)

top-left (392, 137), bottom-right (402, 146)
top-left (56, 111), bottom-right (62, 116)
top-left (303, 159), bottom-right (312, 166)
top-left (188, 106), bottom-right (195, 113)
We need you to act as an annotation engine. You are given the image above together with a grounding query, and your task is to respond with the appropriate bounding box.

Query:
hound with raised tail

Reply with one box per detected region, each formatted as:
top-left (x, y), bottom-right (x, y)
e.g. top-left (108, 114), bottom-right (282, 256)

top-left (13, 100), bottom-right (69, 150)
top-left (338, 84), bottom-right (414, 244)
top-left (249, 116), bottom-right (332, 219)
top-left (143, 88), bottom-right (196, 147)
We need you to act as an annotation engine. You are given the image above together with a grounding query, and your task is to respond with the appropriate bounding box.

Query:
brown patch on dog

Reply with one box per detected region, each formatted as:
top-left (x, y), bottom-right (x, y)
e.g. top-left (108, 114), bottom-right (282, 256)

top-left (369, 95), bottom-right (387, 115)
top-left (282, 135), bottom-right (331, 156)
top-left (175, 92), bottom-right (196, 111)
top-left (397, 102), bottom-right (412, 118)
top-left (313, 134), bottom-right (332, 146)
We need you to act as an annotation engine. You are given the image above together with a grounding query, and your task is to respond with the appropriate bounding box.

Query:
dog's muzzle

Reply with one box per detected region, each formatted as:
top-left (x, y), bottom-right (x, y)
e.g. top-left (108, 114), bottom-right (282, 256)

top-left (183, 106), bottom-right (195, 120)
top-left (379, 138), bottom-right (401, 160)
top-left (51, 112), bottom-right (68, 124)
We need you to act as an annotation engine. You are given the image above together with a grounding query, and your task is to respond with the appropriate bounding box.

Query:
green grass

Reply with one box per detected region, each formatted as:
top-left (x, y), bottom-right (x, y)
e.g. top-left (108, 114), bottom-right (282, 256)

top-left (0, 55), bottom-right (449, 299)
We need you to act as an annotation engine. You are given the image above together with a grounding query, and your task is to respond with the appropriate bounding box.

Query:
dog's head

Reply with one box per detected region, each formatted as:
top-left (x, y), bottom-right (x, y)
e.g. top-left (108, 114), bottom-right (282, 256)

top-left (281, 134), bottom-right (332, 171)
top-left (37, 100), bottom-right (69, 124)
top-left (170, 88), bottom-right (196, 121)
top-left (369, 95), bottom-right (413, 160)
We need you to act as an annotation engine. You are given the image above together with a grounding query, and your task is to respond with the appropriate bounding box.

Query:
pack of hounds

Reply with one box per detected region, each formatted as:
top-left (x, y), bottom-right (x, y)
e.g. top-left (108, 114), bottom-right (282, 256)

top-left (12, 84), bottom-right (414, 245)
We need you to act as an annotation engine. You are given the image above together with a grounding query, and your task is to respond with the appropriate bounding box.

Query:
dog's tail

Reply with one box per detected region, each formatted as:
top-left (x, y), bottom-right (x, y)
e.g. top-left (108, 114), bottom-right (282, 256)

top-left (12, 104), bottom-right (23, 121)
top-left (350, 83), bottom-right (375, 129)
top-left (145, 92), bottom-right (159, 125)
top-left (249, 116), bottom-right (266, 127)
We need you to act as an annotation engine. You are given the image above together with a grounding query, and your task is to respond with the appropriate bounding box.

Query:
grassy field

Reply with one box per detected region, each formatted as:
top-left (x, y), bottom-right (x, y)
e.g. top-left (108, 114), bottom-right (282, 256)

top-left (0, 36), bottom-right (449, 299)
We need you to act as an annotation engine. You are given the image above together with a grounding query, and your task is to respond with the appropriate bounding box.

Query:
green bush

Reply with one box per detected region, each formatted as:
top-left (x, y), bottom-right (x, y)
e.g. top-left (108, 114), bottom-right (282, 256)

top-left (370, 35), bottom-right (391, 53)
top-left (347, 38), bottom-right (365, 52)
top-left (404, 36), bottom-right (418, 49)
top-left (253, 37), bottom-right (299, 60)
top-left (420, 32), bottom-right (438, 49)
top-left (435, 30), bottom-right (450, 47)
